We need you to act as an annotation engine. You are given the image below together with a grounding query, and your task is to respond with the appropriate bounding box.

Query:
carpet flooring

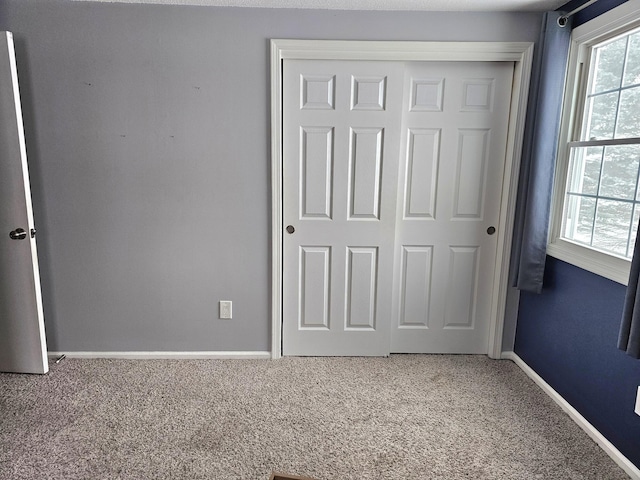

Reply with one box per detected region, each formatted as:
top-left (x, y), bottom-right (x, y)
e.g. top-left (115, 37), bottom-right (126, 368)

top-left (0, 355), bottom-right (630, 479)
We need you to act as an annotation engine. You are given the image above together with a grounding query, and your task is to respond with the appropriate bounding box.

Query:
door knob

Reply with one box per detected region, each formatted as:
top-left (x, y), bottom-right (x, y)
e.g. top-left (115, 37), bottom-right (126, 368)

top-left (487, 226), bottom-right (496, 235)
top-left (9, 228), bottom-right (27, 240)
top-left (286, 225), bottom-right (295, 234)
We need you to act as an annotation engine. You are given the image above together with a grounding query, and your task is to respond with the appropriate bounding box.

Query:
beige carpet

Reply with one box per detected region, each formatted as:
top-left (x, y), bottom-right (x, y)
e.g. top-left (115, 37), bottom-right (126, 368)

top-left (0, 355), bottom-right (629, 479)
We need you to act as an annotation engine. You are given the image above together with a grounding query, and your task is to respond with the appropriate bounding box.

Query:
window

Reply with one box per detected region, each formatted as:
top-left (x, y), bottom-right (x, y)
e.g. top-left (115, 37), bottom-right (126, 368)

top-left (549, 2), bottom-right (640, 285)
top-left (564, 28), bottom-right (640, 258)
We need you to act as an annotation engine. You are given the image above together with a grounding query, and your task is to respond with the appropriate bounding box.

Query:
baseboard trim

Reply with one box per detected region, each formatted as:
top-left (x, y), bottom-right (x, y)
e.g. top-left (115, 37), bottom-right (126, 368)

top-left (47, 351), bottom-right (272, 360)
top-left (502, 351), bottom-right (640, 480)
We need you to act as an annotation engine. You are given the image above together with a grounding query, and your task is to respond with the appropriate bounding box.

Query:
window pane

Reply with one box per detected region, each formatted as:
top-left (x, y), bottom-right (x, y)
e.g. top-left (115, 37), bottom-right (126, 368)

top-left (563, 194), bottom-right (595, 245)
top-left (615, 86), bottom-right (640, 138)
top-left (629, 205), bottom-right (640, 257)
top-left (584, 91), bottom-right (618, 140)
top-left (567, 146), bottom-right (603, 195)
top-left (559, 26), bottom-right (640, 266)
top-left (623, 30), bottom-right (640, 87)
top-left (599, 145), bottom-right (640, 199)
top-left (593, 199), bottom-right (633, 256)
top-left (592, 36), bottom-right (627, 93)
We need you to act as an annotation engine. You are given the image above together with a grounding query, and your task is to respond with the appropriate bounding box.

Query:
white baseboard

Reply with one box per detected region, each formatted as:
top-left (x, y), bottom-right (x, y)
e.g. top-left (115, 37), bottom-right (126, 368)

top-left (48, 351), bottom-right (271, 360)
top-left (502, 351), bottom-right (640, 480)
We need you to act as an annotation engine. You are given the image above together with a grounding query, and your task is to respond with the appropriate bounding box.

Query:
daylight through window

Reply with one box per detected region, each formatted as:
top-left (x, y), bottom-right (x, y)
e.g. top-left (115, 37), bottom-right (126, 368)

top-left (562, 26), bottom-right (640, 258)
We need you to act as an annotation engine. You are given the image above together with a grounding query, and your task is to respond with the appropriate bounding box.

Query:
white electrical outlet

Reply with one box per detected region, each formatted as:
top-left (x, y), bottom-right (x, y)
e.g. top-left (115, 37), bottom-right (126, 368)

top-left (635, 386), bottom-right (640, 417)
top-left (219, 301), bottom-right (232, 319)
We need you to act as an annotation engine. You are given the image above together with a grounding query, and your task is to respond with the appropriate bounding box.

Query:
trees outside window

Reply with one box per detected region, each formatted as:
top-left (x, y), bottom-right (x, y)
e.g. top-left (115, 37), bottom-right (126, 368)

top-left (548, 4), bottom-right (640, 285)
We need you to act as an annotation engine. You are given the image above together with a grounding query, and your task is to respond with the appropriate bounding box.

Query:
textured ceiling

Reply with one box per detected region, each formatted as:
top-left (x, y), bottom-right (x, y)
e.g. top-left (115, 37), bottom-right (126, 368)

top-left (66, 0), bottom-right (568, 11)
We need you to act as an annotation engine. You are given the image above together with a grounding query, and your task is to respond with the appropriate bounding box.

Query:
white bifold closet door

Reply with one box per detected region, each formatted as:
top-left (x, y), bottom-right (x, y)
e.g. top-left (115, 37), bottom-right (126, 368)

top-left (390, 62), bottom-right (513, 354)
top-left (282, 60), bottom-right (405, 356)
top-left (282, 59), bottom-right (513, 356)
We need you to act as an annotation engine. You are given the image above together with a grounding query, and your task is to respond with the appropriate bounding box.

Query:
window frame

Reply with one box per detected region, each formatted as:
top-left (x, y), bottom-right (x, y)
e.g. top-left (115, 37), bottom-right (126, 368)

top-left (548, 0), bottom-right (640, 286)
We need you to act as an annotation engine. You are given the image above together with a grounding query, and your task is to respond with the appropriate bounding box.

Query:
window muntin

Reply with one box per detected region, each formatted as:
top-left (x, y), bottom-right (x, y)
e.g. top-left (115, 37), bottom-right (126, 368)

top-left (560, 26), bottom-right (640, 259)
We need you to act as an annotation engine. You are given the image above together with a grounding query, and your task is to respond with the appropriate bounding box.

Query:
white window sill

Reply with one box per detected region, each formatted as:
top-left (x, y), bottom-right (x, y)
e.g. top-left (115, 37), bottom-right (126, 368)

top-left (546, 239), bottom-right (631, 286)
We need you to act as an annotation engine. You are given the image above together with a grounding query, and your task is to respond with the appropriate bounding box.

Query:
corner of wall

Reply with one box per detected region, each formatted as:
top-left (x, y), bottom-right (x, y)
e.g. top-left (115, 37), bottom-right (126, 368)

top-left (501, 286), bottom-right (521, 352)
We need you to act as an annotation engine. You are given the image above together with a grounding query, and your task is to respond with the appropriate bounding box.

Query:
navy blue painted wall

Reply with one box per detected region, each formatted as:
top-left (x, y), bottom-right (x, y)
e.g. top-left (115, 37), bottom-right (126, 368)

top-left (514, 0), bottom-right (640, 469)
top-left (515, 257), bottom-right (640, 467)
top-left (558, 0), bottom-right (628, 27)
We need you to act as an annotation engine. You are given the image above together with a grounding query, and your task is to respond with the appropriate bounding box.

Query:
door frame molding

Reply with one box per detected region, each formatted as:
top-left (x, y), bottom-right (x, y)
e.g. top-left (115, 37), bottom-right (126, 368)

top-left (270, 39), bottom-right (534, 359)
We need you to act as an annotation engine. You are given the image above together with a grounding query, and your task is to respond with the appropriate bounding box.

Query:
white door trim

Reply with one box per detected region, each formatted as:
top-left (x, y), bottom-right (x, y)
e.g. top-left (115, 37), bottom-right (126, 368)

top-left (270, 40), bottom-right (534, 359)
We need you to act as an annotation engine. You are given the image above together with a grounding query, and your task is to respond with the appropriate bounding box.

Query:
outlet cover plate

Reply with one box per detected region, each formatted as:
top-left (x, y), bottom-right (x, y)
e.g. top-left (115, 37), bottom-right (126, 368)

top-left (635, 386), bottom-right (640, 417)
top-left (219, 301), bottom-right (232, 319)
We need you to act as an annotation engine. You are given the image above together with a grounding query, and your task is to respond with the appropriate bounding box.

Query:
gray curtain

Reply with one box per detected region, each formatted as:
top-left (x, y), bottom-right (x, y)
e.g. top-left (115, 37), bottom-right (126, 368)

top-left (510, 11), bottom-right (572, 294)
top-left (619, 220), bottom-right (640, 358)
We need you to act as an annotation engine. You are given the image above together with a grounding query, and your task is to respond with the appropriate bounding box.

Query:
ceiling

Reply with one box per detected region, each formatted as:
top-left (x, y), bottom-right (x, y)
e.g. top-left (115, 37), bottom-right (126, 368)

top-left (66, 0), bottom-right (568, 12)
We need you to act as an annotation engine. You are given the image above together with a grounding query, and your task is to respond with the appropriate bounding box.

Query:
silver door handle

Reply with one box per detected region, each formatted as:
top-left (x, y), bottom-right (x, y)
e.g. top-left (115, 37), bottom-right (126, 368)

top-left (9, 228), bottom-right (27, 240)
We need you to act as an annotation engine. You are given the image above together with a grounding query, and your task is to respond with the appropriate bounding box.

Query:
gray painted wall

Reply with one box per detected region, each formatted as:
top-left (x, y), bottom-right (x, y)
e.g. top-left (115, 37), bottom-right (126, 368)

top-left (0, 0), bottom-right (542, 352)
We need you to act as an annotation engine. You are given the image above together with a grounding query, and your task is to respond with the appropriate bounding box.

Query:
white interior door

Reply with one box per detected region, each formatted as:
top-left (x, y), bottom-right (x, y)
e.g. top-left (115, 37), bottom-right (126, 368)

top-left (282, 58), bottom-right (514, 357)
top-left (390, 61), bottom-right (514, 354)
top-left (282, 60), bottom-right (404, 356)
top-left (0, 32), bottom-right (48, 374)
